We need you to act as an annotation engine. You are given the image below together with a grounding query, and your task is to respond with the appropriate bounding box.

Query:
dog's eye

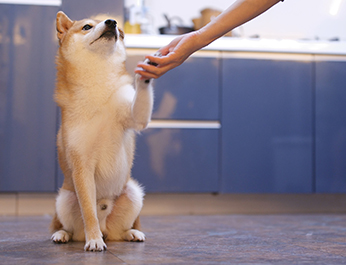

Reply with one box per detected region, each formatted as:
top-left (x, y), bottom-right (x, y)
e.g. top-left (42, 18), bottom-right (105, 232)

top-left (82, 24), bottom-right (93, 31)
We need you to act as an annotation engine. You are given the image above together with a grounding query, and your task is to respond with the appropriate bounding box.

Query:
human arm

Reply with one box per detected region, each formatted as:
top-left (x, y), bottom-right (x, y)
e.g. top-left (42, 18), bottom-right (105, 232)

top-left (135, 0), bottom-right (283, 79)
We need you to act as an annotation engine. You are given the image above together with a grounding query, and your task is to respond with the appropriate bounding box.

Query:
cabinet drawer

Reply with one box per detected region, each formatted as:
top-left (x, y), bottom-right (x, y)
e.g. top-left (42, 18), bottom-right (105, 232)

top-left (132, 127), bottom-right (219, 192)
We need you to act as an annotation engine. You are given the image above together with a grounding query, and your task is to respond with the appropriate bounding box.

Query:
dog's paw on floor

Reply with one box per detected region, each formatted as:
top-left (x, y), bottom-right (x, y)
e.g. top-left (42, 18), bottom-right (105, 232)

top-left (51, 230), bottom-right (71, 243)
top-left (122, 229), bottom-right (146, 242)
top-left (84, 238), bottom-right (107, 252)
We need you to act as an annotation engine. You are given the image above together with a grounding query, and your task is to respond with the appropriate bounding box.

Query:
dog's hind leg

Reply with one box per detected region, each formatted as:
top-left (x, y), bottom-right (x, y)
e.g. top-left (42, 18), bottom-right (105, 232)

top-left (50, 211), bottom-right (73, 243)
top-left (132, 215), bottom-right (141, 230)
top-left (105, 178), bottom-right (145, 242)
top-left (51, 189), bottom-right (82, 243)
top-left (50, 212), bottom-right (63, 232)
top-left (50, 213), bottom-right (67, 243)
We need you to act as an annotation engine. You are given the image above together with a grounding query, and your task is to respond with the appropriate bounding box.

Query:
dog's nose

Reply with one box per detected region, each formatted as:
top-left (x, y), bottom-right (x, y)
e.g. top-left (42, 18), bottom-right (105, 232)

top-left (105, 19), bottom-right (117, 28)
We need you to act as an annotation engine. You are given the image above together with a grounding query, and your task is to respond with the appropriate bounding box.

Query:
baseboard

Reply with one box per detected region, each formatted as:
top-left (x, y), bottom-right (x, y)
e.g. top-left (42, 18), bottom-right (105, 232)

top-left (1, 193), bottom-right (346, 216)
top-left (142, 193), bottom-right (346, 215)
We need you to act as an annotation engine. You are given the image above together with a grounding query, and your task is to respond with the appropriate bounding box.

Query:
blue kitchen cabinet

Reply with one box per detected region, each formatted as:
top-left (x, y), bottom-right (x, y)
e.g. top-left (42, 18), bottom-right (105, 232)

top-left (221, 57), bottom-right (314, 193)
top-left (315, 59), bottom-right (346, 193)
top-left (132, 128), bottom-right (219, 192)
top-left (0, 4), bottom-right (59, 191)
top-left (126, 55), bottom-right (219, 120)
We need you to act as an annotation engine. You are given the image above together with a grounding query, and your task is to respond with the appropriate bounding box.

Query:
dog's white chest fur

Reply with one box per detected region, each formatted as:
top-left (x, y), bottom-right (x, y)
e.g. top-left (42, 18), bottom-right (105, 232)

top-left (64, 84), bottom-right (136, 198)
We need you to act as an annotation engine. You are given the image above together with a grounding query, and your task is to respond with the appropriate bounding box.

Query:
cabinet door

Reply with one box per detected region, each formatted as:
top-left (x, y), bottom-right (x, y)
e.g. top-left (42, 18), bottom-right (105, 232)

top-left (221, 56), bottom-right (313, 193)
top-left (126, 54), bottom-right (220, 120)
top-left (316, 58), bottom-right (346, 193)
top-left (0, 5), bottom-right (58, 191)
top-left (132, 128), bottom-right (219, 192)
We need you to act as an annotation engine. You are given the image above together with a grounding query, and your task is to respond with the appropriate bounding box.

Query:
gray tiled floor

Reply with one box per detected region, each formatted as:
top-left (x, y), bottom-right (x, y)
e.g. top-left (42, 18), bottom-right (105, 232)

top-left (1, 215), bottom-right (346, 264)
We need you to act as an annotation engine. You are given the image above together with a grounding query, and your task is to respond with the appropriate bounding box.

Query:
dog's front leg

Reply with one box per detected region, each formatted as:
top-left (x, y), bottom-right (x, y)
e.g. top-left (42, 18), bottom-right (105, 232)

top-left (130, 74), bottom-right (154, 131)
top-left (71, 154), bottom-right (106, 251)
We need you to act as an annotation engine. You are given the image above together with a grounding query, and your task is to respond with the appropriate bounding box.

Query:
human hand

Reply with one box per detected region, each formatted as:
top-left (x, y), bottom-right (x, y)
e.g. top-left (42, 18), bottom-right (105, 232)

top-left (135, 31), bottom-right (202, 79)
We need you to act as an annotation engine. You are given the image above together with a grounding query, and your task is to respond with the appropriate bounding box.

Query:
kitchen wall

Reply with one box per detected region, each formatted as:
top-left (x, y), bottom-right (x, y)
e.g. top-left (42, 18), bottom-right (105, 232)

top-left (145, 0), bottom-right (346, 41)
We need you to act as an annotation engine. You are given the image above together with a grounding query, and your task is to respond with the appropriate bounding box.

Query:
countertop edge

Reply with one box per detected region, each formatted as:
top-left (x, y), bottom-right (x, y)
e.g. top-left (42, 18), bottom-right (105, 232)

top-left (124, 34), bottom-right (346, 56)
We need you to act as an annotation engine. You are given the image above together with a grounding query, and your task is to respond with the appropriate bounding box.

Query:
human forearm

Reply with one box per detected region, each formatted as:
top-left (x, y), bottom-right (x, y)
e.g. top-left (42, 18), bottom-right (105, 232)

top-left (196, 0), bottom-right (282, 49)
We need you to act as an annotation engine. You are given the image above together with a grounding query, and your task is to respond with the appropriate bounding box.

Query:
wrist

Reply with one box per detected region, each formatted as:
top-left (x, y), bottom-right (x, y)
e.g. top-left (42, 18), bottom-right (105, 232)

top-left (191, 29), bottom-right (211, 51)
top-left (195, 26), bottom-right (220, 50)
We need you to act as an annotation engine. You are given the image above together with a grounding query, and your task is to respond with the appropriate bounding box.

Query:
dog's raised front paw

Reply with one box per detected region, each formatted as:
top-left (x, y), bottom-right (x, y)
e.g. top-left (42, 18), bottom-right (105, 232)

top-left (122, 229), bottom-right (146, 242)
top-left (135, 73), bottom-right (152, 85)
top-left (84, 238), bottom-right (107, 252)
top-left (51, 230), bottom-right (71, 243)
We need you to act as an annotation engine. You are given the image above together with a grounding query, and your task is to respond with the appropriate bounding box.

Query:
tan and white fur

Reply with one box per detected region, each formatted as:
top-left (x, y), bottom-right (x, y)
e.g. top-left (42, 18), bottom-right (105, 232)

top-left (50, 11), bottom-right (153, 251)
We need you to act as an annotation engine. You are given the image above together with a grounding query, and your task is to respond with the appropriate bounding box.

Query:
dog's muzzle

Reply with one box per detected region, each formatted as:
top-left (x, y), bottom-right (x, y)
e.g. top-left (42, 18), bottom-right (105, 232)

top-left (91, 19), bottom-right (118, 44)
top-left (101, 19), bottom-right (117, 39)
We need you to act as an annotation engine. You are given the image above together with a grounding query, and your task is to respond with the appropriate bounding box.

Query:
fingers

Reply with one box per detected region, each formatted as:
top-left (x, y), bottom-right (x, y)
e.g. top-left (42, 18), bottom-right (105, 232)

top-left (135, 67), bottom-right (158, 80)
top-left (145, 54), bottom-right (169, 67)
top-left (135, 51), bottom-right (178, 79)
top-left (135, 62), bottom-right (163, 79)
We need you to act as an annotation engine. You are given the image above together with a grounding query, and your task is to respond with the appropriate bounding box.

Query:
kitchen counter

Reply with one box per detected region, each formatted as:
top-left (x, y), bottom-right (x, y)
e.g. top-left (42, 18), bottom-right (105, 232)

top-left (125, 34), bottom-right (346, 56)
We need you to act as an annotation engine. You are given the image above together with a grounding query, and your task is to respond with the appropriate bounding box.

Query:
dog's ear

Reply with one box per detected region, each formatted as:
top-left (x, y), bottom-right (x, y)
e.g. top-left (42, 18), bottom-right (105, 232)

top-left (118, 28), bottom-right (125, 40)
top-left (56, 11), bottom-right (73, 44)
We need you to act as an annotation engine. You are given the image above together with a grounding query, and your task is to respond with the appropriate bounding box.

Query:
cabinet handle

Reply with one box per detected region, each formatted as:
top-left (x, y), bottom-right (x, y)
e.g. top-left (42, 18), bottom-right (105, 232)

top-left (148, 120), bottom-right (221, 129)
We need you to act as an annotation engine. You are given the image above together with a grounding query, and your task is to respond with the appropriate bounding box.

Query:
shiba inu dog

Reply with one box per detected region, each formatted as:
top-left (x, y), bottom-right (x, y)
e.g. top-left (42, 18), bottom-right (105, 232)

top-left (50, 11), bottom-right (154, 251)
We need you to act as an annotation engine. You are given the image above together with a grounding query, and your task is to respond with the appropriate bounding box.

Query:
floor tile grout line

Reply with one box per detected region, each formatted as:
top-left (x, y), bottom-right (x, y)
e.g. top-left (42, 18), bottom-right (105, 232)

top-left (107, 249), bottom-right (129, 264)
